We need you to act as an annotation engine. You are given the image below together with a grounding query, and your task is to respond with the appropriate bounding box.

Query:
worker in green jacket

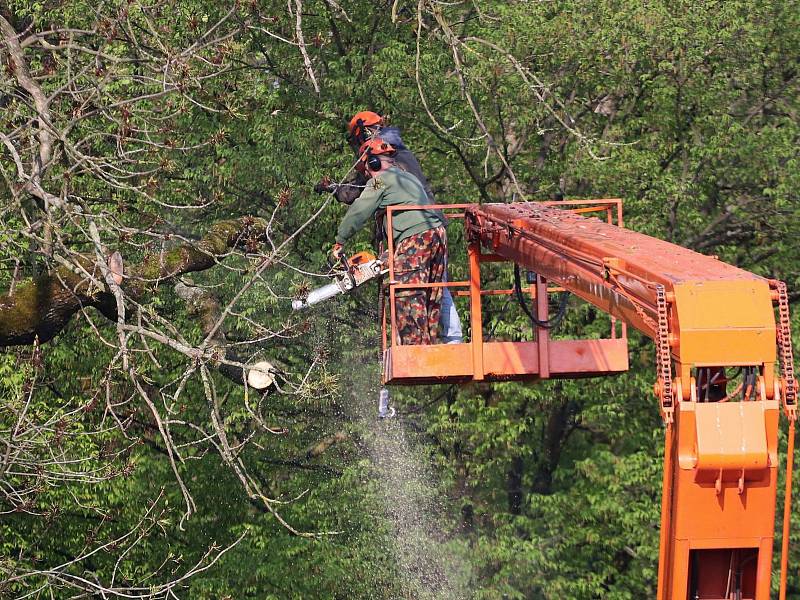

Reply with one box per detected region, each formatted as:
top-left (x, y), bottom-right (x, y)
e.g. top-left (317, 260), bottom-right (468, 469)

top-left (332, 139), bottom-right (447, 345)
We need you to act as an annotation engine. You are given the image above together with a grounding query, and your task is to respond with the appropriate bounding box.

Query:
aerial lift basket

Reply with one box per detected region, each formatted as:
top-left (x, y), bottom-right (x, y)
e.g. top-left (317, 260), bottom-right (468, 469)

top-left (382, 200), bottom-right (630, 385)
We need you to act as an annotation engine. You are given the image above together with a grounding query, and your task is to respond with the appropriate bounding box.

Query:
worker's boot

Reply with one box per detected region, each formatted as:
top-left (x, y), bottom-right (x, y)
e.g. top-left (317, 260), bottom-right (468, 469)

top-left (377, 388), bottom-right (395, 418)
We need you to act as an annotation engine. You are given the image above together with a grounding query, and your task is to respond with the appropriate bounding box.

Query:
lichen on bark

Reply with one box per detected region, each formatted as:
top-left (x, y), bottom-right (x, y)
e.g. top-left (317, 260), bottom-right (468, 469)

top-left (0, 216), bottom-right (270, 347)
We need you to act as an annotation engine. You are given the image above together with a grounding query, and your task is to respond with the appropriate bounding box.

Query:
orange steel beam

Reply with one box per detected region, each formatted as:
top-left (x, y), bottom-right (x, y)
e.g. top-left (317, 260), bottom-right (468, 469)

top-left (779, 417), bottom-right (796, 600)
top-left (468, 241), bottom-right (484, 381)
top-left (535, 274), bottom-right (550, 379)
top-left (656, 421), bottom-right (675, 600)
top-left (465, 202), bottom-right (776, 372)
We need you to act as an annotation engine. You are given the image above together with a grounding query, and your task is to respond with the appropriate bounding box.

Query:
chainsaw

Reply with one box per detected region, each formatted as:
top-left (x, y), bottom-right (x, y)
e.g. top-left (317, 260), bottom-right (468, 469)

top-left (291, 251), bottom-right (388, 311)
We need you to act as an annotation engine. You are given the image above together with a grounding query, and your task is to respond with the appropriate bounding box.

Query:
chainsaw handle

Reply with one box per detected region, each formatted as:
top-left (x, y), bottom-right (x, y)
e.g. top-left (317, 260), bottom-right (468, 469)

top-left (326, 253), bottom-right (357, 290)
top-left (340, 255), bottom-right (357, 289)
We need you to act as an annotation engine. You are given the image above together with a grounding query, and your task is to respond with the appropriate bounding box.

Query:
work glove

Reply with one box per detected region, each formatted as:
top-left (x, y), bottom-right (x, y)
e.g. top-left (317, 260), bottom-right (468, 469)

top-left (313, 176), bottom-right (337, 195)
top-left (330, 243), bottom-right (344, 263)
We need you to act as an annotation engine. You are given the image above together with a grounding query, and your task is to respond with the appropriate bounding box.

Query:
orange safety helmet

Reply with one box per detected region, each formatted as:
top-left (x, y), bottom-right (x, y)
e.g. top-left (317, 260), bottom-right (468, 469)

top-left (358, 138), bottom-right (395, 172)
top-left (359, 138), bottom-right (395, 157)
top-left (348, 110), bottom-right (384, 146)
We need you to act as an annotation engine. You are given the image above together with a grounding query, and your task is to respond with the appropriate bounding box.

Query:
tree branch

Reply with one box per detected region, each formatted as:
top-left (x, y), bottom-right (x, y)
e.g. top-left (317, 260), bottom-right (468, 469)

top-left (174, 280), bottom-right (276, 390)
top-left (0, 15), bottom-right (60, 209)
top-left (0, 216), bottom-right (269, 346)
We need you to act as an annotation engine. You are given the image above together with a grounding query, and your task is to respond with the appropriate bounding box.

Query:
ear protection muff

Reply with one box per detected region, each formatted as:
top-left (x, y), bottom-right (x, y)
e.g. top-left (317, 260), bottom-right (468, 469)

top-left (366, 153), bottom-right (382, 172)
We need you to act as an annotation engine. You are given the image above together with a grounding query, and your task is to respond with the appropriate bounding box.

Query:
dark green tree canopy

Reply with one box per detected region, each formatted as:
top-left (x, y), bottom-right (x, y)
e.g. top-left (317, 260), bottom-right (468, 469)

top-left (1, 0), bottom-right (798, 597)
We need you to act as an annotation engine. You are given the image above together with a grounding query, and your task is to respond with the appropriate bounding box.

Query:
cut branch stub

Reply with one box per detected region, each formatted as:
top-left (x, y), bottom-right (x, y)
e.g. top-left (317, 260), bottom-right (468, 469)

top-left (108, 251), bottom-right (124, 285)
top-left (247, 361), bottom-right (276, 390)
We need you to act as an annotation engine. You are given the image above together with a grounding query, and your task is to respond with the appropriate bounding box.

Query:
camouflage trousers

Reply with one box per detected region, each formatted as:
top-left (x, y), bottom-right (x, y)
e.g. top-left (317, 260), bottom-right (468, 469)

top-left (394, 226), bottom-right (447, 345)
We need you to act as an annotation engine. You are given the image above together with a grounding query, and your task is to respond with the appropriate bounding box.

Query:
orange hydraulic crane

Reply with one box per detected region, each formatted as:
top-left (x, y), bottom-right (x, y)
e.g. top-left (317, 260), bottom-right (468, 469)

top-left (379, 200), bottom-right (797, 600)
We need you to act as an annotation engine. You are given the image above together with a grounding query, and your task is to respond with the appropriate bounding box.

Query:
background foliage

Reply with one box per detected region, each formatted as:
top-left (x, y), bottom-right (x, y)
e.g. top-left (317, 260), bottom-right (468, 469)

top-left (1, 0), bottom-right (799, 598)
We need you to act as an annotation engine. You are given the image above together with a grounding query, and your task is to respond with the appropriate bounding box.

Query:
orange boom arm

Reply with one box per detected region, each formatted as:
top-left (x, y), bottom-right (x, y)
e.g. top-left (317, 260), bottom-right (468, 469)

top-left (381, 200), bottom-right (796, 599)
top-left (465, 202), bottom-right (796, 600)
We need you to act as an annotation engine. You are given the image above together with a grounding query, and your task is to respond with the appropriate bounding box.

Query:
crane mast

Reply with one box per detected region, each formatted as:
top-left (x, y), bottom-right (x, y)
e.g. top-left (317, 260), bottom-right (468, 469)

top-left (380, 200), bottom-right (797, 599)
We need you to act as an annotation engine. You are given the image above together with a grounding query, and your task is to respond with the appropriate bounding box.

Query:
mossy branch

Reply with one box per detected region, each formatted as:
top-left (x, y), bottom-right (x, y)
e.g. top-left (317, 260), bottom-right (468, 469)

top-left (0, 217), bottom-right (269, 347)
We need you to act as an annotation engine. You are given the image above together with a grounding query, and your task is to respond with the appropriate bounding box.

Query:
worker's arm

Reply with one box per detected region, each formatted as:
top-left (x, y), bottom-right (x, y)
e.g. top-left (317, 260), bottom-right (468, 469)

top-left (333, 171), bottom-right (368, 205)
top-left (335, 179), bottom-right (383, 244)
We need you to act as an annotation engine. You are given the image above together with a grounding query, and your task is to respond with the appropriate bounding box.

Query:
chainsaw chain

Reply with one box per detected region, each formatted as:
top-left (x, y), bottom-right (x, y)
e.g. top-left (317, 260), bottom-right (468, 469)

top-left (776, 281), bottom-right (797, 406)
top-left (655, 285), bottom-right (674, 413)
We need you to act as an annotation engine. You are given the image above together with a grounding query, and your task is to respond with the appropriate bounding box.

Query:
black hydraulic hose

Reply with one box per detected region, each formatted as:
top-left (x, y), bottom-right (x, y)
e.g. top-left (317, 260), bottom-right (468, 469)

top-left (513, 264), bottom-right (569, 330)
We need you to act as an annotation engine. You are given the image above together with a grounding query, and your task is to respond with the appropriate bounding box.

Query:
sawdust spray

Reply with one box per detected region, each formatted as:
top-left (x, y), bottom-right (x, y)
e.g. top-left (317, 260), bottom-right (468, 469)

top-left (322, 298), bottom-right (472, 599)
